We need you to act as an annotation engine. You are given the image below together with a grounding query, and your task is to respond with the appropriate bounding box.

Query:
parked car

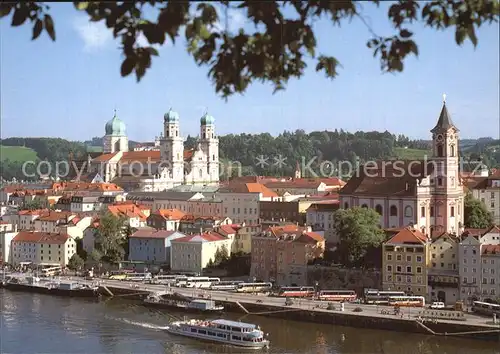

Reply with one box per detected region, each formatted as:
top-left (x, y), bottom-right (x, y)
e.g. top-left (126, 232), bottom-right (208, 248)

top-left (430, 301), bottom-right (445, 309)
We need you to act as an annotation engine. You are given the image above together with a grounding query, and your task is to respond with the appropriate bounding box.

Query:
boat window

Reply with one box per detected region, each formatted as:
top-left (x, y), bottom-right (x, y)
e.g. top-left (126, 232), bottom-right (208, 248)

top-left (231, 327), bottom-right (242, 332)
top-left (190, 328), bottom-right (197, 333)
top-left (207, 331), bottom-right (216, 336)
top-left (216, 333), bottom-right (225, 338)
top-left (232, 335), bottom-right (242, 340)
top-left (198, 330), bottom-right (207, 335)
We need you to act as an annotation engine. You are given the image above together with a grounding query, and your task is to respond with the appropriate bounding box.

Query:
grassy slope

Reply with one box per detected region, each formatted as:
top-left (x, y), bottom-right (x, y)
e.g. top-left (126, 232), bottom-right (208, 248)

top-left (393, 147), bottom-right (431, 160)
top-left (0, 145), bottom-right (38, 162)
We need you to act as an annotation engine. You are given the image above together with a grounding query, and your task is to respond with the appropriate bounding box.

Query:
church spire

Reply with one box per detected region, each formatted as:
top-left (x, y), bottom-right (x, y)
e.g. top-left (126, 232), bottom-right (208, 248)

top-left (431, 94), bottom-right (457, 133)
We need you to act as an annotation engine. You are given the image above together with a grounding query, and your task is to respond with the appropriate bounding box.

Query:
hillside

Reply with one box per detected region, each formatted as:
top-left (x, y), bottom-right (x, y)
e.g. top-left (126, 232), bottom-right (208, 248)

top-left (393, 147), bottom-right (431, 160)
top-left (0, 145), bottom-right (38, 162)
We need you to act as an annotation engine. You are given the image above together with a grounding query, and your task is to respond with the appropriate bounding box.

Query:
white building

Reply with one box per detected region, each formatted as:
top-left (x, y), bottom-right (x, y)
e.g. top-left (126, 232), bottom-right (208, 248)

top-left (10, 231), bottom-right (77, 267)
top-left (217, 183), bottom-right (278, 225)
top-left (459, 226), bottom-right (500, 301)
top-left (128, 229), bottom-right (186, 265)
top-left (0, 224), bottom-right (17, 264)
top-left (89, 109), bottom-right (219, 192)
top-left (170, 232), bottom-right (231, 274)
top-left (340, 98), bottom-right (465, 236)
top-left (306, 202), bottom-right (339, 244)
top-left (480, 244), bottom-right (500, 299)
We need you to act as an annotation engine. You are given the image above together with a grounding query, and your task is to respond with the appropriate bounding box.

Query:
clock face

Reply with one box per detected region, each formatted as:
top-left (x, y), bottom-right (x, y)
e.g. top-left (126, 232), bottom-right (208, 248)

top-left (436, 134), bottom-right (443, 142)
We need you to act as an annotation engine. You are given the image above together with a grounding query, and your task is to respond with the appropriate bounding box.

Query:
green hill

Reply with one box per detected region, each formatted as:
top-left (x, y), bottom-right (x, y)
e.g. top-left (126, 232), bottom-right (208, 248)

top-left (393, 147), bottom-right (431, 160)
top-left (0, 145), bottom-right (38, 162)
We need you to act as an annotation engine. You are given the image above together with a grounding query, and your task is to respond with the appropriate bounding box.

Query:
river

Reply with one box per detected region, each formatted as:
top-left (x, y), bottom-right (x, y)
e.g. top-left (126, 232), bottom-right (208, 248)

top-left (1, 289), bottom-right (498, 354)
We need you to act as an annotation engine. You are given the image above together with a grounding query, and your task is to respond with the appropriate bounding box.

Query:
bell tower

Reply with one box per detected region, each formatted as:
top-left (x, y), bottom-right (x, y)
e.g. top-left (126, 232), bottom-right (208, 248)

top-left (429, 94), bottom-right (464, 234)
top-left (160, 108), bottom-right (184, 182)
top-left (199, 112), bottom-right (219, 184)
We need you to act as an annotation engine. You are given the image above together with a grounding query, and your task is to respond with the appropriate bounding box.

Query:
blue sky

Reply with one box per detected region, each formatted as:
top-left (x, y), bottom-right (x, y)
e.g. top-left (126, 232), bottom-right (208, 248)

top-left (1, 2), bottom-right (498, 142)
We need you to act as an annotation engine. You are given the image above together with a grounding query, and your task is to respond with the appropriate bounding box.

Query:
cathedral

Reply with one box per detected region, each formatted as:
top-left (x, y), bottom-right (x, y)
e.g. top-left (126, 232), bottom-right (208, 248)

top-left (88, 109), bottom-right (219, 191)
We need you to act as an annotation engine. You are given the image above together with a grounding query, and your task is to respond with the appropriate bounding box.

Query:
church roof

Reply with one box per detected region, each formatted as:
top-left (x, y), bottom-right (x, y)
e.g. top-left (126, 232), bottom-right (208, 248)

top-left (431, 101), bottom-right (457, 133)
top-left (339, 160), bottom-right (435, 197)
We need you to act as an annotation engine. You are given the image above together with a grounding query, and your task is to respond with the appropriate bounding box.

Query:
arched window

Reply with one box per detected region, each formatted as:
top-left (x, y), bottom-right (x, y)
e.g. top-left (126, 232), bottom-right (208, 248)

top-left (212, 154), bottom-right (215, 161)
top-left (361, 204), bottom-right (368, 208)
top-left (450, 144), bottom-right (455, 157)
top-left (404, 206), bottom-right (413, 217)
top-left (437, 145), bottom-right (444, 157)
top-left (375, 205), bottom-right (383, 215)
top-left (390, 205), bottom-right (398, 216)
top-left (199, 169), bottom-right (203, 178)
top-left (344, 202), bottom-right (349, 209)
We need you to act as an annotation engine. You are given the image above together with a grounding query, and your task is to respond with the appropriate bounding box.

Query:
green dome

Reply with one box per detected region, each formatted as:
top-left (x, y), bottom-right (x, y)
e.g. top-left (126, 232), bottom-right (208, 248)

top-left (164, 108), bottom-right (179, 123)
top-left (105, 111), bottom-right (126, 136)
top-left (200, 112), bottom-right (215, 125)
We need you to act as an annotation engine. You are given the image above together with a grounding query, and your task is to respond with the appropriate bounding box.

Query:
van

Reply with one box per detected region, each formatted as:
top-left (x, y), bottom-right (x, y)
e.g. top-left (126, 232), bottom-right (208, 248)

top-left (430, 301), bottom-right (445, 309)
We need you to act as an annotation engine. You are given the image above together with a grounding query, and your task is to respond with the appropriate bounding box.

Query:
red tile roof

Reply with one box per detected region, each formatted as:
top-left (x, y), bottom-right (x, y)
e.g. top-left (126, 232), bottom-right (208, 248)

top-left (173, 232), bottom-right (227, 243)
top-left (482, 244), bottom-right (500, 255)
top-left (153, 209), bottom-right (186, 220)
top-left (386, 227), bottom-right (428, 244)
top-left (216, 225), bottom-right (237, 235)
top-left (129, 229), bottom-right (179, 238)
top-left (13, 231), bottom-right (70, 244)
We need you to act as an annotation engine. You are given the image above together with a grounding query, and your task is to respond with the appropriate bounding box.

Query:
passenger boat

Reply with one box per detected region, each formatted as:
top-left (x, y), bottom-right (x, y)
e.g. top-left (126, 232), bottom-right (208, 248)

top-left (144, 292), bottom-right (224, 312)
top-left (166, 318), bottom-right (270, 349)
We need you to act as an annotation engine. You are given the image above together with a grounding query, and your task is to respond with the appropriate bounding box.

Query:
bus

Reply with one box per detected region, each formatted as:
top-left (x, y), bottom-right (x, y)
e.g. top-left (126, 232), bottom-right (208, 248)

top-left (125, 272), bottom-right (152, 282)
top-left (234, 282), bottom-right (273, 293)
top-left (277, 286), bottom-right (315, 298)
top-left (40, 266), bottom-right (62, 277)
top-left (180, 277), bottom-right (221, 288)
top-left (472, 301), bottom-right (500, 316)
top-left (108, 270), bottom-right (134, 280)
top-left (388, 296), bottom-right (425, 307)
top-left (149, 274), bottom-right (186, 284)
top-left (317, 290), bottom-right (357, 302)
top-left (364, 289), bottom-right (406, 304)
top-left (210, 280), bottom-right (244, 291)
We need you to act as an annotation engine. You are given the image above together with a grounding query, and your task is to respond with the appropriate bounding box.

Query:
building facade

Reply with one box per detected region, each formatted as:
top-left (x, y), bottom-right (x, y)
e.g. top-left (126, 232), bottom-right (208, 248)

top-left (340, 99), bottom-right (465, 236)
top-left (128, 229), bottom-right (186, 265)
top-left (382, 227), bottom-right (430, 298)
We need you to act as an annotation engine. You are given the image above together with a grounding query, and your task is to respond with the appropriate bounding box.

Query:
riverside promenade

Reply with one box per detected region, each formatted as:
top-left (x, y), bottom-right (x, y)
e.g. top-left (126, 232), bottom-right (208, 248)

top-left (70, 277), bottom-right (500, 342)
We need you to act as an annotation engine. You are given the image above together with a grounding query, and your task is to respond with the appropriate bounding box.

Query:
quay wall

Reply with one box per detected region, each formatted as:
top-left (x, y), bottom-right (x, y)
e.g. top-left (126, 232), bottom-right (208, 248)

top-left (99, 285), bottom-right (500, 342)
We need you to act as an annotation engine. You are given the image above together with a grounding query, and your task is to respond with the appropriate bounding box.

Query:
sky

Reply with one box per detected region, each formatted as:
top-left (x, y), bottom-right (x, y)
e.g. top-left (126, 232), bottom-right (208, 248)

top-left (1, 2), bottom-right (499, 142)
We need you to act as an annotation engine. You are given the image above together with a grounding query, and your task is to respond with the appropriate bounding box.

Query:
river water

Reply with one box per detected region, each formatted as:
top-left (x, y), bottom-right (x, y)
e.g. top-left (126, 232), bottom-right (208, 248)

top-left (1, 289), bottom-right (498, 354)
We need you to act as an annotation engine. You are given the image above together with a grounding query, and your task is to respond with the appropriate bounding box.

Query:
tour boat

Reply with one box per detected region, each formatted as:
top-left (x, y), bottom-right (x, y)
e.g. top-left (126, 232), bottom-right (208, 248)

top-left (144, 292), bottom-right (224, 312)
top-left (4, 276), bottom-right (100, 298)
top-left (166, 318), bottom-right (270, 349)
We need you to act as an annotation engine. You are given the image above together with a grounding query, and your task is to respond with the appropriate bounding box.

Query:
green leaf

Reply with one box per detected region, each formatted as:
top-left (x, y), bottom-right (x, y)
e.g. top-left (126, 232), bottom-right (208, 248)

top-left (120, 57), bottom-right (136, 77)
top-left (0, 4), bottom-right (14, 18)
top-left (11, 7), bottom-right (29, 27)
top-left (74, 2), bottom-right (89, 11)
top-left (44, 14), bottom-right (56, 41)
top-left (467, 26), bottom-right (478, 47)
top-left (400, 29), bottom-right (412, 38)
top-left (32, 19), bottom-right (43, 40)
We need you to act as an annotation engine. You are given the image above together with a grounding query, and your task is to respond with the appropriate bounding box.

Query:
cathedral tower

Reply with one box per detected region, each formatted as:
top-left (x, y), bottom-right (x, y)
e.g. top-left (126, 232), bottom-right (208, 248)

top-left (160, 108), bottom-right (184, 182)
top-left (199, 112), bottom-right (219, 184)
top-left (103, 110), bottom-right (128, 153)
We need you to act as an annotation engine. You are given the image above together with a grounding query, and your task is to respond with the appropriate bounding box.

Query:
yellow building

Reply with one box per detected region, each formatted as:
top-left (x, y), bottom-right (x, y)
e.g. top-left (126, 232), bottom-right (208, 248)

top-left (428, 233), bottom-right (460, 304)
top-left (382, 227), bottom-right (430, 298)
top-left (11, 231), bottom-right (77, 267)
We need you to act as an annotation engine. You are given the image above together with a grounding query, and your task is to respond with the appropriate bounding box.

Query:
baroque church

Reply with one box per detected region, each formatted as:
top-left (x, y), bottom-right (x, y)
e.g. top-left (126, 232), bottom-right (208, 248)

top-left (86, 109), bottom-right (219, 191)
top-left (339, 97), bottom-right (465, 236)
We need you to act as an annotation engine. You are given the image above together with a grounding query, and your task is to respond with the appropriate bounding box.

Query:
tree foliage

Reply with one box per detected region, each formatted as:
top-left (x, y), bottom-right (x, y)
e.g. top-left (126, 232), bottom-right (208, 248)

top-left (333, 207), bottom-right (385, 266)
top-left (464, 193), bottom-right (493, 229)
top-left (94, 211), bottom-right (127, 263)
top-left (213, 244), bottom-right (230, 266)
top-left (21, 198), bottom-right (45, 210)
top-left (68, 253), bottom-right (85, 270)
top-left (1, 1), bottom-right (498, 98)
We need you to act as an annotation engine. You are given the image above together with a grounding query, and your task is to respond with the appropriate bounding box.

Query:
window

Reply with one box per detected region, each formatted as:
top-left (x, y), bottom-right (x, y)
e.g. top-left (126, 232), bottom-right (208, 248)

top-left (396, 266), bottom-right (402, 272)
top-left (463, 267), bottom-right (467, 273)
top-left (375, 205), bottom-right (383, 215)
top-left (416, 267), bottom-right (422, 274)
top-left (430, 206), bottom-right (434, 217)
top-left (406, 266), bottom-right (412, 273)
top-left (450, 206), bottom-right (455, 217)
top-left (437, 145), bottom-right (443, 157)
top-left (396, 255), bottom-right (402, 261)
top-left (404, 206), bottom-right (412, 217)
top-left (416, 256), bottom-right (422, 262)
top-left (387, 254), bottom-right (392, 261)
top-left (387, 265), bottom-right (392, 272)
top-left (390, 205), bottom-right (398, 216)
top-left (491, 278), bottom-right (496, 285)
top-left (463, 277), bottom-right (467, 283)
top-left (344, 202), bottom-right (349, 209)
top-left (491, 201), bottom-right (495, 208)
top-left (437, 177), bottom-right (443, 186)
top-left (406, 255), bottom-right (412, 262)
top-left (420, 206), bottom-right (425, 218)
top-left (450, 145), bottom-right (455, 157)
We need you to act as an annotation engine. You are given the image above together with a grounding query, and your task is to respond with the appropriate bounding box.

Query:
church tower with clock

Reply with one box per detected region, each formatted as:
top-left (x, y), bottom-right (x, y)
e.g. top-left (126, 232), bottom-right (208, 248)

top-left (428, 94), bottom-right (464, 234)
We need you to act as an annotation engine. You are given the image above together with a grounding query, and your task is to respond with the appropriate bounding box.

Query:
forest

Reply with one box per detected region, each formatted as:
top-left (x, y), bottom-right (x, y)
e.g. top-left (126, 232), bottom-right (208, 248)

top-left (0, 132), bottom-right (498, 182)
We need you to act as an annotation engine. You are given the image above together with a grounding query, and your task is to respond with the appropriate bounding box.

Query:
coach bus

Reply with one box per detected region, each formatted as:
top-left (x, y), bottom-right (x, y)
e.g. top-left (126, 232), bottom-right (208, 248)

top-left (388, 296), bottom-right (425, 307)
top-left (364, 289), bottom-right (406, 304)
top-left (276, 286), bottom-right (315, 298)
top-left (472, 301), bottom-right (500, 316)
top-left (317, 289), bottom-right (357, 302)
top-left (234, 282), bottom-right (273, 293)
